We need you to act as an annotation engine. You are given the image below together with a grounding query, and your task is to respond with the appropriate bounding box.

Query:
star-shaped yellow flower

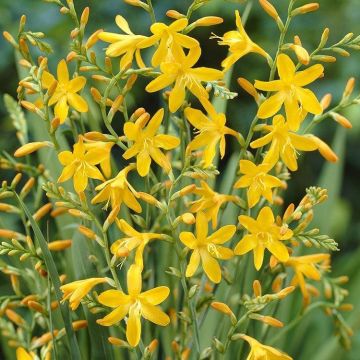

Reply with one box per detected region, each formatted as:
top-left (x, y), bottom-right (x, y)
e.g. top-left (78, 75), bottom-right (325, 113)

top-left (138, 18), bottom-right (199, 67)
top-left (234, 160), bottom-right (283, 208)
top-left (255, 53), bottom-right (324, 130)
top-left (250, 115), bottom-right (318, 171)
top-left (60, 277), bottom-right (107, 310)
top-left (235, 207), bottom-right (292, 270)
top-left (285, 254), bottom-right (330, 304)
top-left (58, 135), bottom-right (106, 193)
top-left (84, 140), bottom-right (114, 178)
top-left (217, 10), bottom-right (269, 71)
top-left (146, 46), bottom-right (223, 113)
top-left (97, 264), bottom-right (170, 347)
top-left (42, 59), bottom-right (88, 124)
top-left (123, 108), bottom-right (180, 176)
top-left (98, 15), bottom-right (148, 69)
top-left (92, 164), bottom-right (141, 215)
top-left (185, 96), bottom-right (238, 167)
top-left (239, 334), bottom-right (293, 360)
top-left (111, 219), bottom-right (165, 269)
top-left (180, 212), bottom-right (236, 283)
top-left (189, 180), bottom-right (238, 228)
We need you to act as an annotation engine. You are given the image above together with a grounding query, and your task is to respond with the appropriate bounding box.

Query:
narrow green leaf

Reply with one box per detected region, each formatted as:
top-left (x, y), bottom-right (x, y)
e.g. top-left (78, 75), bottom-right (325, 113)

top-left (14, 193), bottom-right (82, 360)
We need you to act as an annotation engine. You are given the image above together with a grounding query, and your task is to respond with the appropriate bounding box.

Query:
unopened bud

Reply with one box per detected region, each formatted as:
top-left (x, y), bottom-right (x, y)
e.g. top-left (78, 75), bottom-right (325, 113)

top-left (14, 141), bottom-right (51, 157)
top-left (108, 337), bottom-right (128, 347)
top-left (86, 29), bottom-right (103, 49)
top-left (166, 10), bottom-right (186, 19)
top-left (292, 3), bottom-right (320, 16)
top-left (320, 93), bottom-right (332, 111)
top-left (194, 16), bottom-right (223, 27)
top-left (78, 225), bottom-right (96, 239)
top-left (277, 286), bottom-right (295, 299)
top-left (33, 203), bottom-right (52, 222)
top-left (331, 113), bottom-right (352, 129)
top-left (181, 213), bottom-right (195, 225)
top-left (237, 77), bottom-right (259, 101)
top-left (259, 0), bottom-right (279, 20)
top-left (313, 137), bottom-right (338, 163)
top-left (28, 300), bottom-right (45, 313)
top-left (5, 309), bottom-right (26, 327)
top-left (319, 28), bottom-right (330, 48)
top-left (343, 77), bottom-right (355, 97)
top-left (48, 239), bottom-right (72, 251)
top-left (80, 7), bottom-right (90, 27)
top-left (72, 320), bottom-right (88, 330)
top-left (253, 280), bottom-right (262, 297)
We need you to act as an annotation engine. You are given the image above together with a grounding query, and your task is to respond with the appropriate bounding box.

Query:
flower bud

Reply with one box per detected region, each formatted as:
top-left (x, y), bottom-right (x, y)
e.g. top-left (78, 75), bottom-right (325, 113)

top-left (166, 10), bottom-right (185, 19)
top-left (331, 113), bottom-right (352, 129)
top-left (194, 16), bottom-right (223, 27)
top-left (48, 240), bottom-right (72, 251)
top-left (14, 141), bottom-right (52, 157)
top-left (237, 77), bottom-right (259, 101)
top-left (72, 320), bottom-right (88, 330)
top-left (253, 280), bottom-right (262, 297)
top-left (343, 77), bottom-right (355, 98)
top-left (292, 3), bottom-right (320, 16)
top-left (108, 337), bottom-right (128, 347)
top-left (259, 0), bottom-right (279, 20)
top-left (86, 29), bottom-right (103, 49)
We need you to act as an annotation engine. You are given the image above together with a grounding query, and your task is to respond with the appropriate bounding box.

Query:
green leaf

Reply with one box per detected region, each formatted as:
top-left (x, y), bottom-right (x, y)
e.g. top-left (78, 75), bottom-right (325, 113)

top-left (14, 193), bottom-right (82, 360)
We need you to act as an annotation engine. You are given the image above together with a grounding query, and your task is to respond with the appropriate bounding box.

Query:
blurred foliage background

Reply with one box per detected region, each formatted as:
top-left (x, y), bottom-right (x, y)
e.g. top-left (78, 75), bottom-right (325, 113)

top-left (0, 0), bottom-right (359, 359)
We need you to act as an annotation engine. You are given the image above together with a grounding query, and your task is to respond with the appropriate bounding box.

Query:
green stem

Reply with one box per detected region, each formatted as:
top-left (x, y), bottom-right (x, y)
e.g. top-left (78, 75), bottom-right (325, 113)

top-left (146, 0), bottom-right (156, 23)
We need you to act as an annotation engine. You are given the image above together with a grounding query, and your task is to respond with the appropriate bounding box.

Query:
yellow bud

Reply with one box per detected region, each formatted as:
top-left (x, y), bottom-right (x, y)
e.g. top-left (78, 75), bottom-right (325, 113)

top-left (292, 3), bottom-right (320, 16)
top-left (14, 141), bottom-right (51, 157)
top-left (125, 74), bottom-right (138, 90)
top-left (259, 0), bottom-right (279, 20)
top-left (339, 303), bottom-right (353, 312)
top-left (181, 348), bottom-right (191, 360)
top-left (48, 240), bottom-right (72, 251)
top-left (0, 229), bottom-right (25, 240)
top-left (194, 16), bottom-right (223, 27)
top-left (84, 131), bottom-right (108, 141)
top-left (124, 0), bottom-right (143, 6)
top-left (103, 205), bottom-right (120, 230)
top-left (320, 93), bottom-right (332, 111)
top-left (5, 309), bottom-right (26, 327)
top-left (344, 77), bottom-right (355, 97)
top-left (109, 95), bottom-right (124, 115)
top-left (253, 280), bottom-right (262, 297)
top-left (180, 184), bottom-right (196, 196)
top-left (28, 300), bottom-right (45, 313)
top-left (70, 28), bottom-right (80, 39)
top-left (72, 320), bottom-right (88, 330)
top-left (313, 137), bottom-right (338, 163)
top-left (277, 286), bottom-right (296, 299)
top-left (181, 213), bottom-right (196, 225)
top-left (171, 340), bottom-right (180, 353)
top-left (259, 315), bottom-right (284, 328)
top-left (33, 203), bottom-right (53, 222)
top-left (148, 339), bottom-right (158, 353)
top-left (320, 28), bottom-right (330, 47)
top-left (66, 51), bottom-right (77, 62)
top-left (21, 294), bottom-right (39, 305)
top-left (90, 87), bottom-right (102, 103)
top-left (86, 29), bottom-right (103, 49)
top-left (166, 10), bottom-right (186, 19)
top-left (50, 207), bottom-right (67, 217)
top-left (237, 78), bottom-right (259, 101)
top-left (108, 336), bottom-right (128, 347)
top-left (80, 7), bottom-right (90, 27)
top-left (60, 6), bottom-right (70, 14)
top-left (92, 74), bottom-right (111, 83)
top-left (331, 113), bottom-right (352, 129)
top-left (290, 44), bottom-right (310, 65)
top-left (211, 302), bottom-right (233, 316)
top-left (21, 100), bottom-right (38, 112)
top-left (137, 192), bottom-right (161, 207)
top-left (313, 55), bottom-right (337, 63)
top-left (3, 31), bottom-right (17, 46)
top-left (116, 247), bottom-right (130, 257)
top-left (18, 59), bottom-right (32, 68)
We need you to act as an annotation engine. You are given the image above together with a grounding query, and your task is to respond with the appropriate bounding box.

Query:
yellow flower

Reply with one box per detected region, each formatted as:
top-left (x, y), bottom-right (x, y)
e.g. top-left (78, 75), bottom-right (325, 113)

top-left (239, 334), bottom-right (292, 360)
top-left (58, 135), bottom-right (106, 193)
top-left (98, 15), bottom-right (148, 68)
top-left (217, 10), bottom-right (269, 71)
top-left (111, 218), bottom-right (165, 268)
top-left (42, 59), bottom-right (88, 124)
top-left (285, 254), bottom-right (330, 303)
top-left (123, 108), bottom-right (180, 176)
top-left (146, 46), bottom-right (223, 113)
top-left (92, 164), bottom-right (141, 216)
top-left (189, 180), bottom-right (238, 228)
top-left (16, 347), bottom-right (34, 360)
top-left (84, 140), bottom-right (115, 178)
top-left (255, 53), bottom-right (324, 130)
top-left (234, 160), bottom-right (283, 208)
top-left (234, 207), bottom-right (292, 270)
top-left (250, 115), bottom-right (318, 171)
top-left (138, 18), bottom-right (199, 67)
top-left (179, 212), bottom-right (236, 283)
top-left (60, 277), bottom-right (107, 310)
top-left (185, 96), bottom-right (238, 167)
top-left (97, 264), bottom-right (170, 347)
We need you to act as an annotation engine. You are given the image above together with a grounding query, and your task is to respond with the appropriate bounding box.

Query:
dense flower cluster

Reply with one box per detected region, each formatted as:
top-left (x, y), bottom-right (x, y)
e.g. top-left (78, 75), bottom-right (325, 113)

top-left (1, 0), bottom-right (359, 359)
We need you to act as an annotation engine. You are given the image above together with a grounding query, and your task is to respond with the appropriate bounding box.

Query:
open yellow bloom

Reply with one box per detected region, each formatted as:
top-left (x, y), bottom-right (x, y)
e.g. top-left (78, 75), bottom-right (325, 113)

top-left (58, 135), bottom-right (106, 193)
top-left (239, 334), bottom-right (292, 360)
top-left (185, 96), bottom-right (238, 167)
top-left (111, 219), bottom-right (165, 268)
top-left (98, 15), bottom-right (147, 68)
top-left (217, 10), bottom-right (269, 71)
top-left (250, 115), bottom-right (318, 171)
top-left (255, 53), bottom-right (324, 130)
top-left (42, 59), bottom-right (88, 124)
top-left (138, 18), bottom-right (199, 67)
top-left (189, 180), bottom-right (238, 228)
top-left (123, 108), bottom-right (180, 176)
top-left (235, 207), bottom-right (292, 270)
top-left (234, 160), bottom-right (283, 208)
top-left (285, 254), bottom-right (330, 303)
top-left (180, 212), bottom-right (236, 283)
top-left (146, 46), bottom-right (223, 113)
top-left (92, 164), bottom-right (141, 216)
top-left (16, 347), bottom-right (34, 360)
top-left (60, 278), bottom-right (106, 310)
top-left (97, 264), bottom-right (170, 347)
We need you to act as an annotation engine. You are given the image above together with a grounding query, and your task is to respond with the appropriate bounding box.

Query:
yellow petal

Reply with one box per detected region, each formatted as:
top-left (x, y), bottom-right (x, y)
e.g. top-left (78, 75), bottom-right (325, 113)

top-left (257, 92), bottom-right (285, 119)
top-left (196, 211), bottom-right (208, 241)
top-left (267, 241), bottom-right (289, 262)
top-left (126, 305), bottom-right (142, 347)
top-left (41, 71), bottom-right (56, 89)
top-left (136, 150), bottom-right (151, 177)
top-left (169, 18), bottom-right (188, 32)
top-left (200, 249), bottom-right (221, 283)
top-left (67, 93), bottom-right (88, 113)
top-left (149, 146), bottom-right (171, 173)
top-left (16, 347), bottom-right (33, 360)
top-left (253, 244), bottom-right (265, 270)
top-left (98, 290), bottom-right (130, 307)
top-left (169, 80), bottom-right (186, 113)
top-left (58, 151), bottom-right (73, 165)
top-left (57, 59), bottom-right (69, 84)
top-left (153, 134), bottom-right (180, 150)
top-left (146, 108), bottom-right (164, 137)
top-left (58, 164), bottom-right (75, 183)
top-left (73, 167), bottom-right (88, 193)
top-left (97, 304), bottom-right (130, 326)
top-left (293, 64), bottom-right (324, 87)
top-left (115, 15), bottom-right (133, 35)
top-left (127, 264), bottom-right (142, 296)
top-left (186, 250), bottom-right (201, 277)
top-left (257, 206), bottom-right (275, 225)
top-left (234, 234), bottom-right (257, 255)
top-left (296, 88), bottom-right (322, 115)
top-left (140, 286), bottom-right (170, 305)
top-left (289, 133), bottom-right (318, 151)
top-left (254, 79), bottom-right (282, 92)
top-left (54, 96), bottom-right (69, 124)
top-left (277, 54), bottom-right (295, 82)
top-left (179, 232), bottom-right (197, 249)
top-left (247, 185), bottom-right (261, 208)
top-left (207, 225), bottom-right (236, 244)
top-left (141, 303), bottom-right (170, 326)
top-left (146, 74), bottom-right (176, 93)
top-left (68, 76), bottom-right (86, 93)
